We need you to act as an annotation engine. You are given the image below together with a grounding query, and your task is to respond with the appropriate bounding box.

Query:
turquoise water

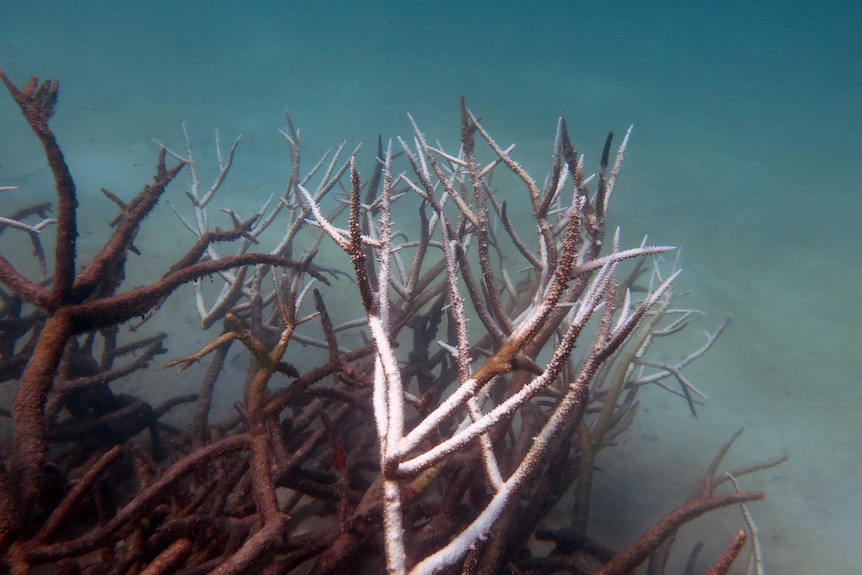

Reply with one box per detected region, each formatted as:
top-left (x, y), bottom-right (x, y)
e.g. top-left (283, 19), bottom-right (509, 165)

top-left (2, 1), bottom-right (860, 572)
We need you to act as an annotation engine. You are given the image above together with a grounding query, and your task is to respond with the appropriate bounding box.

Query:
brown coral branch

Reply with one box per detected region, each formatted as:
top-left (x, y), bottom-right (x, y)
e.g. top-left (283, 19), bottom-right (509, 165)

top-left (65, 253), bottom-right (326, 334)
top-left (23, 434), bottom-right (251, 562)
top-left (0, 256), bottom-right (52, 309)
top-left (705, 529), bottom-right (747, 575)
top-left (69, 148), bottom-right (184, 304)
top-left (33, 445), bottom-right (123, 543)
top-left (138, 537), bottom-right (193, 575)
top-left (1, 72), bottom-right (77, 306)
top-left (597, 492), bottom-right (763, 575)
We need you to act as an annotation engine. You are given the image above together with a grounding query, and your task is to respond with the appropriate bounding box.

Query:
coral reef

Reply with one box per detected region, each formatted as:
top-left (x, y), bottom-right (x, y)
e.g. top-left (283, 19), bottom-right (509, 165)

top-left (0, 74), bottom-right (781, 574)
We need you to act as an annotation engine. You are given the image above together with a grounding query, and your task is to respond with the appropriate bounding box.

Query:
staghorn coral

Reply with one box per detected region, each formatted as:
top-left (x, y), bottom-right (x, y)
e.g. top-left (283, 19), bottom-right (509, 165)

top-left (0, 74), bottom-right (781, 575)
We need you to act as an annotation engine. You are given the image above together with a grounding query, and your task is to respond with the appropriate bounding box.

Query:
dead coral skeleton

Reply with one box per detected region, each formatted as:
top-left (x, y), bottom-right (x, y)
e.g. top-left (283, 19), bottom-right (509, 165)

top-left (0, 74), bottom-right (780, 575)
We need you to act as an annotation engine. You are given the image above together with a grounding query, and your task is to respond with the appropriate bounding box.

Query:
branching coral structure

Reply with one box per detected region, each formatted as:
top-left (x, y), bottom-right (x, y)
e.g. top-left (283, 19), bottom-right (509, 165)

top-left (0, 75), bottom-right (783, 575)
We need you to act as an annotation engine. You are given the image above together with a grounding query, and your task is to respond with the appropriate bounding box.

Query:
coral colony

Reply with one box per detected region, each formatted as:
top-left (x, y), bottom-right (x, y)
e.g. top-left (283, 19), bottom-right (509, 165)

top-left (0, 73), bottom-right (781, 574)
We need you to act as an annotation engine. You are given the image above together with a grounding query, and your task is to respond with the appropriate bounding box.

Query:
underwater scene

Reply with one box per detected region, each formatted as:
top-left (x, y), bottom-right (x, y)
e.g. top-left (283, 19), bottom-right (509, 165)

top-left (1, 1), bottom-right (860, 573)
